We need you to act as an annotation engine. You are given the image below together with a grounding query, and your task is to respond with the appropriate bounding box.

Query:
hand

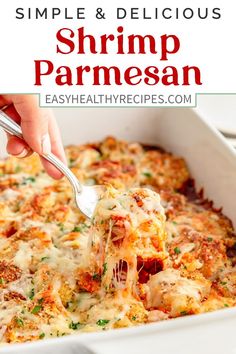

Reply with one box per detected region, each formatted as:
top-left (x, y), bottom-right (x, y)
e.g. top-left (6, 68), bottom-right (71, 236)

top-left (0, 94), bottom-right (66, 179)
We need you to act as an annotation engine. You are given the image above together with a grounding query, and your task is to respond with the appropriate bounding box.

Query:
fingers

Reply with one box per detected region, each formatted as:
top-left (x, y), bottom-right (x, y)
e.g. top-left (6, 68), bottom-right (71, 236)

top-left (1, 95), bottom-right (66, 180)
top-left (40, 115), bottom-right (67, 179)
top-left (9, 95), bottom-right (51, 155)
top-left (6, 135), bottom-right (32, 158)
top-left (2, 102), bottom-right (21, 124)
top-left (3, 105), bottom-right (32, 158)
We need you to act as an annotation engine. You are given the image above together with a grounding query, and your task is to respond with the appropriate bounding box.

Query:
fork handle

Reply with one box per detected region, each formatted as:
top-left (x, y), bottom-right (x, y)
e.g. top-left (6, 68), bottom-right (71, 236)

top-left (0, 110), bottom-right (82, 194)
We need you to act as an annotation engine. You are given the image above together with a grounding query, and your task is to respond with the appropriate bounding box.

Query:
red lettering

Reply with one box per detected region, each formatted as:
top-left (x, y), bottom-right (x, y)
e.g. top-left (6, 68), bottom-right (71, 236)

top-left (124, 67), bottom-right (142, 85)
top-left (144, 66), bottom-right (160, 85)
top-left (128, 35), bottom-right (157, 54)
top-left (160, 34), bottom-right (180, 60)
top-left (93, 66), bottom-right (121, 85)
top-left (55, 66), bottom-right (72, 85)
top-left (34, 60), bottom-right (54, 85)
top-left (77, 27), bottom-right (97, 54)
top-left (183, 66), bottom-right (202, 85)
top-left (162, 66), bottom-right (179, 85)
top-left (76, 66), bottom-right (91, 85)
top-left (100, 34), bottom-right (115, 54)
top-left (56, 28), bottom-right (75, 54)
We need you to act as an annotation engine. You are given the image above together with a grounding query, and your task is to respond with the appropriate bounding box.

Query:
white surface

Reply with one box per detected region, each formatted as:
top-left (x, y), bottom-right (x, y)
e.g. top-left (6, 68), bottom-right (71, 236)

top-left (1, 1), bottom-right (236, 103)
top-left (1, 107), bottom-right (236, 354)
top-left (195, 94), bottom-right (236, 134)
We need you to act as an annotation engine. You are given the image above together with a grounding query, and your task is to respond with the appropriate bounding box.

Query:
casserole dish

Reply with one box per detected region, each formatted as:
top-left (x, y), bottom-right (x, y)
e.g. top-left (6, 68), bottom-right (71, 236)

top-left (1, 106), bottom-right (236, 354)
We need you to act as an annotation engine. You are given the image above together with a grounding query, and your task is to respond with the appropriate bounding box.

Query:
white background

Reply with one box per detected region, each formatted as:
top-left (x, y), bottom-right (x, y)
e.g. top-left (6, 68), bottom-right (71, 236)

top-left (0, 0), bottom-right (236, 106)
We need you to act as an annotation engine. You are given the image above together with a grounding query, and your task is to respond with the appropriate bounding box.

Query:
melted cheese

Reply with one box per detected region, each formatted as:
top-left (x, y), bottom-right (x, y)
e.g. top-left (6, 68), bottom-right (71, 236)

top-left (93, 187), bottom-right (166, 292)
top-left (146, 269), bottom-right (211, 316)
top-left (0, 137), bottom-right (235, 344)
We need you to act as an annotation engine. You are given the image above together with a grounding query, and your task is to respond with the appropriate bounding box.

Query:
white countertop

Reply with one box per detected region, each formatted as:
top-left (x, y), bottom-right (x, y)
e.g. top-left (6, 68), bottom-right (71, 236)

top-left (195, 94), bottom-right (236, 134)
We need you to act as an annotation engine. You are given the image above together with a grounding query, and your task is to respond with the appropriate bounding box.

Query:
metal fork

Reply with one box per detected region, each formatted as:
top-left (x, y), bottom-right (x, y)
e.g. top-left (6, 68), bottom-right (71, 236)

top-left (0, 110), bottom-right (104, 218)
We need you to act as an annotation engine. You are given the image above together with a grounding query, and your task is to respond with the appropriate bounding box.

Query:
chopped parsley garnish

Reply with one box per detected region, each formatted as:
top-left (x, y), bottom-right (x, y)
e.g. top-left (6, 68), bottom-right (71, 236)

top-left (39, 332), bottom-right (45, 339)
top-left (142, 171), bottom-right (152, 178)
top-left (72, 223), bottom-right (88, 233)
top-left (31, 298), bottom-right (44, 314)
top-left (22, 176), bottom-right (36, 185)
top-left (92, 273), bottom-right (101, 281)
top-left (41, 256), bottom-right (49, 262)
top-left (31, 305), bottom-right (42, 314)
top-left (180, 311), bottom-right (188, 316)
top-left (29, 288), bottom-right (35, 300)
top-left (174, 247), bottom-right (181, 254)
top-left (221, 281), bottom-right (227, 286)
top-left (207, 237), bottom-right (213, 242)
top-left (96, 319), bottom-right (110, 326)
top-left (224, 304), bottom-right (229, 307)
top-left (69, 158), bottom-right (75, 167)
top-left (15, 165), bottom-right (22, 173)
top-left (0, 278), bottom-right (4, 285)
top-left (72, 226), bottom-right (81, 232)
top-left (57, 223), bottom-right (65, 231)
top-left (15, 317), bottom-right (24, 327)
top-left (69, 321), bottom-right (81, 330)
top-left (102, 262), bottom-right (108, 276)
top-left (172, 221), bottom-right (178, 225)
top-left (131, 316), bottom-right (137, 321)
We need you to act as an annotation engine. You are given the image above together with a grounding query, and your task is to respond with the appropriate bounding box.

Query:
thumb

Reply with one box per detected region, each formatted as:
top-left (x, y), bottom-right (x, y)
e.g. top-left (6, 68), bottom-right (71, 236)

top-left (11, 95), bottom-right (51, 156)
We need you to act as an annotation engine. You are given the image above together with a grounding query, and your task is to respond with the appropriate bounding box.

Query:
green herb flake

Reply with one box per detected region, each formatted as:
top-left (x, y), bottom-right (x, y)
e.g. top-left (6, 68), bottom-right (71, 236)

top-left (0, 278), bottom-right (4, 285)
top-left (15, 166), bottom-right (22, 173)
top-left (29, 288), bottom-right (35, 300)
top-left (142, 171), bottom-right (152, 178)
top-left (23, 176), bottom-right (36, 184)
top-left (57, 223), bottom-right (64, 232)
top-left (31, 305), bottom-right (42, 314)
top-left (224, 304), bottom-right (229, 307)
top-left (221, 281), bottom-right (227, 286)
top-left (180, 311), bottom-right (188, 316)
top-left (69, 321), bottom-right (81, 330)
top-left (72, 226), bottom-right (81, 232)
top-left (174, 247), bottom-right (181, 255)
top-left (38, 298), bottom-right (44, 305)
top-left (92, 273), bottom-right (101, 281)
top-left (172, 221), bottom-right (178, 225)
top-left (39, 332), bottom-right (45, 339)
top-left (15, 317), bottom-right (24, 327)
top-left (96, 319), bottom-right (110, 326)
top-left (131, 316), bottom-right (137, 321)
top-left (69, 158), bottom-right (75, 167)
top-left (102, 262), bottom-right (108, 276)
top-left (207, 237), bottom-right (213, 242)
top-left (41, 256), bottom-right (49, 262)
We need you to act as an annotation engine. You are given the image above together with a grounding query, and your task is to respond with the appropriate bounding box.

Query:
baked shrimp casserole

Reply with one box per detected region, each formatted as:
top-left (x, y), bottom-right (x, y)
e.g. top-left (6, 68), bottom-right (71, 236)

top-left (0, 137), bottom-right (236, 344)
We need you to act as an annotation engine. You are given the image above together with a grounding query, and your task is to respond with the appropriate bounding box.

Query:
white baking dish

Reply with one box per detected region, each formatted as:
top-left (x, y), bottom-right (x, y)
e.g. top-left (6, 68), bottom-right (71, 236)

top-left (1, 107), bottom-right (236, 354)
